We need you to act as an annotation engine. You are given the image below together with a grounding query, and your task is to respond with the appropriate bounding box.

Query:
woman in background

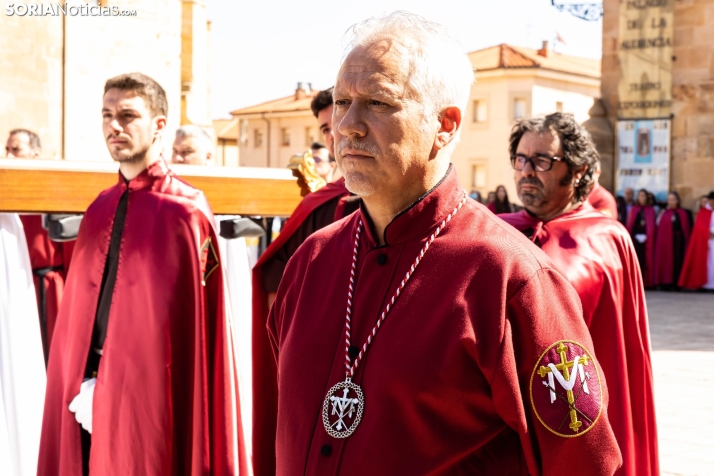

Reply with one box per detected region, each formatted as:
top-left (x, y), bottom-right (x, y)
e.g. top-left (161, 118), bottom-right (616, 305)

top-left (655, 192), bottom-right (691, 289)
top-left (487, 185), bottom-right (514, 214)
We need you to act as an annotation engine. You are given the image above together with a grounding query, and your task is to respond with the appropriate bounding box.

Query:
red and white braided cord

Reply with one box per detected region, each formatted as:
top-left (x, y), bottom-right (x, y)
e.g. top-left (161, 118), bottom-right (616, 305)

top-left (344, 192), bottom-right (468, 379)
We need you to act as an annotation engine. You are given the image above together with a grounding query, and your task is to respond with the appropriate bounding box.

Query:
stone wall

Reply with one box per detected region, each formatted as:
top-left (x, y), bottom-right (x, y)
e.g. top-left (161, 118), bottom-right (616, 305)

top-left (602, 0), bottom-right (714, 207)
top-left (0, 0), bottom-right (213, 162)
top-left (0, 5), bottom-right (63, 158)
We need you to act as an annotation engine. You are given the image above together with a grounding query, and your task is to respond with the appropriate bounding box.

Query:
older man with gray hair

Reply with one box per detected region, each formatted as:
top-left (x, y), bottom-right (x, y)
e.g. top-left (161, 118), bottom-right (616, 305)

top-left (266, 11), bottom-right (620, 475)
top-left (171, 124), bottom-right (213, 165)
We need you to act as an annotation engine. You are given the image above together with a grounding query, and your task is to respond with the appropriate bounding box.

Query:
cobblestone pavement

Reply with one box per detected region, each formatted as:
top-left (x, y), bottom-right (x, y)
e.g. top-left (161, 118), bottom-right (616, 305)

top-left (647, 291), bottom-right (714, 476)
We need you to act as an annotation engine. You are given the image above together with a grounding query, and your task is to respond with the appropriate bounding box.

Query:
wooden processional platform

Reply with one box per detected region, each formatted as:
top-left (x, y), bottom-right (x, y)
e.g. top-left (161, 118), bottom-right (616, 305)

top-left (0, 158), bottom-right (302, 215)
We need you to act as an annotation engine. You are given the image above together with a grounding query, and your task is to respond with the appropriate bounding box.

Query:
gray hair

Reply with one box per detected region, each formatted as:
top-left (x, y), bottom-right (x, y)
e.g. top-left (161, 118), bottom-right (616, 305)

top-left (175, 125), bottom-right (214, 150)
top-left (343, 11), bottom-right (474, 137)
top-left (10, 128), bottom-right (41, 149)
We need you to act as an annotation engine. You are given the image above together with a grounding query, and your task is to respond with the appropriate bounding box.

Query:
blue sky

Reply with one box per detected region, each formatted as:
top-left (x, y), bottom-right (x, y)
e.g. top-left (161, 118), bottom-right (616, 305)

top-left (206, 0), bottom-right (602, 118)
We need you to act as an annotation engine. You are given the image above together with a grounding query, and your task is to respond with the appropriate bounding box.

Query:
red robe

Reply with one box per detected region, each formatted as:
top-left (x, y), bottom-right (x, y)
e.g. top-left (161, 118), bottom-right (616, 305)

top-left (586, 183), bottom-right (618, 219)
top-left (268, 169), bottom-right (621, 475)
top-left (655, 208), bottom-right (691, 286)
top-left (19, 215), bottom-right (74, 358)
top-left (252, 179), bottom-right (351, 476)
top-left (678, 207), bottom-right (713, 289)
top-left (500, 204), bottom-right (658, 476)
top-left (626, 205), bottom-right (657, 287)
top-left (38, 160), bottom-right (247, 475)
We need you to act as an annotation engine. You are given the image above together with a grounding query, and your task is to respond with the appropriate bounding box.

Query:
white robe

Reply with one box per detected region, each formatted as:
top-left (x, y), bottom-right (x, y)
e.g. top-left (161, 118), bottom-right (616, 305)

top-left (215, 216), bottom-right (253, 473)
top-left (704, 207), bottom-right (714, 290)
top-left (0, 214), bottom-right (46, 476)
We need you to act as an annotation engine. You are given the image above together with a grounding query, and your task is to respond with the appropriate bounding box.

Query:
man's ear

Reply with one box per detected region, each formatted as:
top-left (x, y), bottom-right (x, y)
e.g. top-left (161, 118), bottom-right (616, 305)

top-left (574, 165), bottom-right (589, 183)
top-left (434, 106), bottom-right (461, 151)
top-left (153, 115), bottom-right (167, 137)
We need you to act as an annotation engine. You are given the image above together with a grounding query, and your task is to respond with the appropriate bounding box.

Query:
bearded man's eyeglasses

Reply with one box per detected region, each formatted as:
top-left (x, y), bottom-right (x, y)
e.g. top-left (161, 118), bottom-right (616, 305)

top-left (510, 154), bottom-right (565, 172)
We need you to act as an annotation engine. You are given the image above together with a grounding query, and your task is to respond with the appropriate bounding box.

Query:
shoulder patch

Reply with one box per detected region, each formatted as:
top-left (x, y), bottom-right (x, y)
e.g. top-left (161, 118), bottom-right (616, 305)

top-left (529, 340), bottom-right (602, 438)
top-left (200, 237), bottom-right (219, 286)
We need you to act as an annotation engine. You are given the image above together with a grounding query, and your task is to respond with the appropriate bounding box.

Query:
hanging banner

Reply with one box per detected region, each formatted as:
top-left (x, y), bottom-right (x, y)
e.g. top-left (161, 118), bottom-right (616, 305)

top-left (616, 119), bottom-right (670, 201)
top-left (617, 0), bottom-right (674, 118)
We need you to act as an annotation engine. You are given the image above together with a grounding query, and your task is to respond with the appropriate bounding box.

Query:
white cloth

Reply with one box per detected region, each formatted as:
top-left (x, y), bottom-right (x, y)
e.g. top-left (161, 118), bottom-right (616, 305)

top-left (215, 216), bottom-right (254, 473)
top-left (0, 214), bottom-right (46, 476)
top-left (69, 378), bottom-right (96, 433)
top-left (704, 207), bottom-right (714, 290)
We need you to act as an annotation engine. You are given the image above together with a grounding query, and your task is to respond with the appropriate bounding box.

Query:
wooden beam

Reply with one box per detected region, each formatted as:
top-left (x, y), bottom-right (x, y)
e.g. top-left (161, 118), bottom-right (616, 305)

top-left (0, 159), bottom-right (302, 216)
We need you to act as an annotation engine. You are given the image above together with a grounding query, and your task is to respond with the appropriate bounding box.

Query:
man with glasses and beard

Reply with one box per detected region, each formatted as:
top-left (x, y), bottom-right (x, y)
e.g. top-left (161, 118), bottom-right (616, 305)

top-left (38, 73), bottom-right (247, 475)
top-left (499, 112), bottom-right (658, 476)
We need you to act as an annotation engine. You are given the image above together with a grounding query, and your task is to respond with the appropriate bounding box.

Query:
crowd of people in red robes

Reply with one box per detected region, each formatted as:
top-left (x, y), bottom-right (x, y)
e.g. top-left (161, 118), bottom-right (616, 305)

top-left (617, 187), bottom-right (714, 291)
top-left (471, 179), bottom-right (713, 292)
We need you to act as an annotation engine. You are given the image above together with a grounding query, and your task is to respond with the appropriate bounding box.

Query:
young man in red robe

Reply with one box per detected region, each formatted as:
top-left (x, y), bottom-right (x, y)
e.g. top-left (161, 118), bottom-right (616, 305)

top-left (38, 73), bottom-right (247, 475)
top-left (499, 113), bottom-right (658, 476)
top-left (6, 129), bottom-right (75, 362)
top-left (251, 87), bottom-right (360, 476)
top-left (679, 192), bottom-right (714, 290)
top-left (267, 13), bottom-right (621, 475)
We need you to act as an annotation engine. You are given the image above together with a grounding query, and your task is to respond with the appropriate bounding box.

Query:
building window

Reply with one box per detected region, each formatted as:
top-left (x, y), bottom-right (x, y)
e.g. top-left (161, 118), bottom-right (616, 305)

top-left (281, 128), bottom-right (291, 147)
top-left (514, 98), bottom-right (527, 120)
top-left (254, 129), bottom-right (263, 148)
top-left (472, 100), bottom-right (487, 123)
top-left (471, 164), bottom-right (486, 189)
top-left (556, 101), bottom-right (564, 113)
top-left (305, 127), bottom-right (315, 146)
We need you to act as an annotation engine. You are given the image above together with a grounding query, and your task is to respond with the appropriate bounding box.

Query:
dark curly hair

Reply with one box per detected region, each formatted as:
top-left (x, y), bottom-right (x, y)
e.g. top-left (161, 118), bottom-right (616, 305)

top-left (508, 112), bottom-right (598, 202)
top-left (310, 87), bottom-right (333, 118)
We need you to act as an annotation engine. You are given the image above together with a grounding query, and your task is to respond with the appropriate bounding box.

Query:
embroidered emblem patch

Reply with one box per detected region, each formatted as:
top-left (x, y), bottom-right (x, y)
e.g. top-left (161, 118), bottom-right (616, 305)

top-left (200, 237), bottom-right (219, 286)
top-left (529, 340), bottom-right (602, 438)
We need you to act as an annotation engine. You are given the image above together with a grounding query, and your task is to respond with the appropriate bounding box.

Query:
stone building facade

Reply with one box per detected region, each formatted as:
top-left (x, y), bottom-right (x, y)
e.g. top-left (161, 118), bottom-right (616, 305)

top-left (601, 0), bottom-right (714, 206)
top-left (0, 0), bottom-right (211, 162)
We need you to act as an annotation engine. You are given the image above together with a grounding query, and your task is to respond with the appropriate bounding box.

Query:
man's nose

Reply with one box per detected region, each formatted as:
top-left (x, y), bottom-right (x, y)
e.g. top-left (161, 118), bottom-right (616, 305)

top-left (337, 103), bottom-right (367, 138)
top-left (108, 119), bottom-right (122, 132)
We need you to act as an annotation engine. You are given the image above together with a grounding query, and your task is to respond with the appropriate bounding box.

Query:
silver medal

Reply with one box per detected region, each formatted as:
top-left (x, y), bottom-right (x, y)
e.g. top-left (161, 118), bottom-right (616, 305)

top-left (322, 379), bottom-right (365, 438)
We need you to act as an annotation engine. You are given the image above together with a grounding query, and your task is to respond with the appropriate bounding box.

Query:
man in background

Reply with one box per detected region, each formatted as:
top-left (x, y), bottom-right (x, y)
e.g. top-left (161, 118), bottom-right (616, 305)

top-left (310, 142), bottom-right (337, 182)
top-left (38, 72), bottom-right (246, 475)
top-left (171, 124), bottom-right (213, 165)
top-left (5, 128), bottom-right (41, 158)
top-left (499, 113), bottom-right (658, 475)
top-left (5, 129), bottom-right (74, 363)
top-left (251, 87), bottom-right (358, 476)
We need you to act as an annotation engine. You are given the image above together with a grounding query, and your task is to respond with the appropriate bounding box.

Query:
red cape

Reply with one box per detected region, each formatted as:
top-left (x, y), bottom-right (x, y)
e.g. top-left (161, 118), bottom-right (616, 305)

top-left (19, 215), bottom-right (74, 358)
top-left (38, 161), bottom-right (247, 475)
top-left (586, 183), bottom-right (618, 218)
top-left (252, 179), bottom-right (350, 476)
top-left (678, 207), bottom-right (712, 289)
top-left (500, 204), bottom-right (658, 476)
top-left (655, 208), bottom-right (691, 285)
top-left (627, 205), bottom-right (658, 287)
